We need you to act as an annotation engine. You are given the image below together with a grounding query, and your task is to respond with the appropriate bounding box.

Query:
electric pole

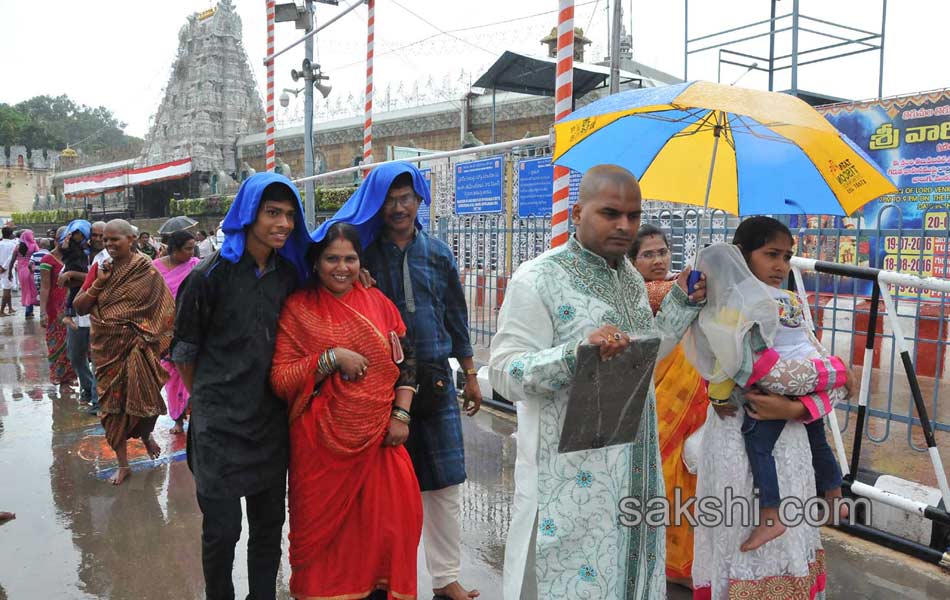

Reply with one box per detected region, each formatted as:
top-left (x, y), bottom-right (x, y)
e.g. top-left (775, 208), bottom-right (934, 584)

top-left (609, 0), bottom-right (622, 94)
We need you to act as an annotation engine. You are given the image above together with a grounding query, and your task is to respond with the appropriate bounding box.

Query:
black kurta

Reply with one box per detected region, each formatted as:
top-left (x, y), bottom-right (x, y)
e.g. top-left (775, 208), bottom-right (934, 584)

top-left (172, 250), bottom-right (297, 498)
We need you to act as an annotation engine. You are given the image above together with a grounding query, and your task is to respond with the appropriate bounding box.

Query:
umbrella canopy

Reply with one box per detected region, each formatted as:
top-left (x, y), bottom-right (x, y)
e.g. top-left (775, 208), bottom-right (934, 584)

top-left (552, 81), bottom-right (896, 216)
top-left (157, 216), bottom-right (198, 235)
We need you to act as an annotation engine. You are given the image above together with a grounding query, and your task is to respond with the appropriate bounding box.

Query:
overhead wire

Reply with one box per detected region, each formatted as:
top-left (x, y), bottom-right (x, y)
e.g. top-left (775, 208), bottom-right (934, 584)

top-left (390, 0), bottom-right (497, 56)
top-left (327, 0), bottom-right (599, 72)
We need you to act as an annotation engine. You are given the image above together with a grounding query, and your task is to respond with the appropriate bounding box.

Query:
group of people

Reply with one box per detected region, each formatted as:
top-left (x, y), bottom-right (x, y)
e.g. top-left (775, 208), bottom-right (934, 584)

top-left (131, 166), bottom-right (476, 600)
top-left (490, 164), bottom-right (852, 600)
top-left (12, 158), bottom-right (852, 600)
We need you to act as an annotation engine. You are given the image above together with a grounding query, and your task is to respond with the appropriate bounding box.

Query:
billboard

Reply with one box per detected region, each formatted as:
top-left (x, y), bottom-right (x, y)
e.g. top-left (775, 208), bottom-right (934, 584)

top-left (818, 89), bottom-right (950, 296)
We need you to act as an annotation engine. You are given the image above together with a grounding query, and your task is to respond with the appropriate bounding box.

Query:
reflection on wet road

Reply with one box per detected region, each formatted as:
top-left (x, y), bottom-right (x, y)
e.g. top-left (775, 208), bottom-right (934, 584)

top-left (2, 316), bottom-right (949, 599)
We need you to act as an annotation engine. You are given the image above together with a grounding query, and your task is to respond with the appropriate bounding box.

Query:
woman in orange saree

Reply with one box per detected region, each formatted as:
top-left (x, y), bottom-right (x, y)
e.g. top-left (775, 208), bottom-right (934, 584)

top-left (271, 223), bottom-right (422, 600)
top-left (630, 225), bottom-right (709, 589)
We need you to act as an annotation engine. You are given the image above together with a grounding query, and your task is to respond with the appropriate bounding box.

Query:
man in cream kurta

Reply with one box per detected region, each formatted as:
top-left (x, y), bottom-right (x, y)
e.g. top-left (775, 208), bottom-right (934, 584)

top-left (490, 165), bottom-right (705, 600)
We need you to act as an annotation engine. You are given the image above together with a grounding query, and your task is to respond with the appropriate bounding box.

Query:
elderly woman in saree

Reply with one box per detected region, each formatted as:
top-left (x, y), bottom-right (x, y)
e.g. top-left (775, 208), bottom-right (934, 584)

top-left (74, 219), bottom-right (175, 486)
top-left (270, 222), bottom-right (422, 600)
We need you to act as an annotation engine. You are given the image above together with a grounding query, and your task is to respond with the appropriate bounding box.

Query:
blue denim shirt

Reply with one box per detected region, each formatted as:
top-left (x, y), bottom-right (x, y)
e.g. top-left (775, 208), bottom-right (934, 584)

top-left (363, 229), bottom-right (473, 363)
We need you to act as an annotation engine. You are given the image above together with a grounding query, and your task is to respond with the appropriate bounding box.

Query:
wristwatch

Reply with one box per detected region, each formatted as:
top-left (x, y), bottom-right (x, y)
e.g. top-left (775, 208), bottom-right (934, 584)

top-left (464, 367), bottom-right (478, 379)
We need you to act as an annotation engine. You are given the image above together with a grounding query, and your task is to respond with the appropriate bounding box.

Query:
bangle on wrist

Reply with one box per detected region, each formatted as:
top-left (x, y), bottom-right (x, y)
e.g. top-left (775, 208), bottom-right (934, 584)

top-left (317, 348), bottom-right (339, 376)
top-left (391, 406), bottom-right (411, 425)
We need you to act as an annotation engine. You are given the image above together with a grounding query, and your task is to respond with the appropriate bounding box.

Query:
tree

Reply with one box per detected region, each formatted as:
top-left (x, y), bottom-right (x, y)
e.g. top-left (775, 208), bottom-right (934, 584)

top-left (0, 104), bottom-right (31, 145)
top-left (0, 94), bottom-right (142, 163)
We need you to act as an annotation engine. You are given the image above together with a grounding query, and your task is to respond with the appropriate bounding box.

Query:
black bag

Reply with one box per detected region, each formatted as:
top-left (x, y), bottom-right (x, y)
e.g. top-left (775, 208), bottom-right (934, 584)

top-left (412, 360), bottom-right (454, 420)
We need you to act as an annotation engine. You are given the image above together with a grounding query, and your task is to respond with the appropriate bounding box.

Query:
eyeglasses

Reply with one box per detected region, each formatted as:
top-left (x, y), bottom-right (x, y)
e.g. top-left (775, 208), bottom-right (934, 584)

top-left (383, 194), bottom-right (419, 208)
top-left (636, 248), bottom-right (670, 261)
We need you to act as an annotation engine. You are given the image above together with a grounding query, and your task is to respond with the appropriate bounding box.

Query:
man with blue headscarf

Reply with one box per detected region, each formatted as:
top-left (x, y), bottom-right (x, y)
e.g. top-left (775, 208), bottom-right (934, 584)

top-left (172, 172), bottom-right (310, 600)
top-left (313, 162), bottom-right (482, 600)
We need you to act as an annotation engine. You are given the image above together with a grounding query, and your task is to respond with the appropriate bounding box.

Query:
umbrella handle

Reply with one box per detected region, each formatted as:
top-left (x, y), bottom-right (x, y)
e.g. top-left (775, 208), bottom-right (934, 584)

top-left (695, 116), bottom-right (723, 268)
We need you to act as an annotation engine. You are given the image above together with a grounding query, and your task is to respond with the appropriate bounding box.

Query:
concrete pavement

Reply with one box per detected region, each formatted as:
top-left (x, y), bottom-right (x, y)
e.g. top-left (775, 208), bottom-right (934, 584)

top-left (1, 315), bottom-right (948, 598)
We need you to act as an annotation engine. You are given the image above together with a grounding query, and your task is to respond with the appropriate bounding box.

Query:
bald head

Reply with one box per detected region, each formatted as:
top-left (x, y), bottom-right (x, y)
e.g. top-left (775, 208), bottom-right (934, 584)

top-left (571, 164), bottom-right (643, 266)
top-left (102, 219), bottom-right (137, 260)
top-left (577, 164), bottom-right (641, 205)
top-left (105, 219), bottom-right (135, 237)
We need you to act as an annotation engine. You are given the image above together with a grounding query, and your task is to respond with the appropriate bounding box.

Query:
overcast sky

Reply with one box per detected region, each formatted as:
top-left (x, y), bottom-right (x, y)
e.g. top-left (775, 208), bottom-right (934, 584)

top-left (2, 0), bottom-right (945, 140)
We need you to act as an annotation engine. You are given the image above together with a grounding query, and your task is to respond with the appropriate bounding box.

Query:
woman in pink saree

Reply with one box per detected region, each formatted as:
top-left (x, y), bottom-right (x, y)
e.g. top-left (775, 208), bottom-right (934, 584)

top-left (153, 230), bottom-right (199, 434)
top-left (13, 230), bottom-right (40, 317)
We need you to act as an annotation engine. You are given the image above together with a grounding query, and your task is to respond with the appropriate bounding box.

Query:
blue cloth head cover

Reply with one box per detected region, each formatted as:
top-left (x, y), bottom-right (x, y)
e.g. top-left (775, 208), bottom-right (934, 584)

top-left (219, 172), bottom-right (311, 281)
top-left (310, 161), bottom-right (430, 248)
top-left (61, 219), bottom-right (91, 243)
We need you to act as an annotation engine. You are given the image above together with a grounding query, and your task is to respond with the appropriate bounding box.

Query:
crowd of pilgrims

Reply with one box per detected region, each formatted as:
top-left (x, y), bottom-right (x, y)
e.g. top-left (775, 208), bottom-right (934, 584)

top-left (0, 161), bottom-right (854, 600)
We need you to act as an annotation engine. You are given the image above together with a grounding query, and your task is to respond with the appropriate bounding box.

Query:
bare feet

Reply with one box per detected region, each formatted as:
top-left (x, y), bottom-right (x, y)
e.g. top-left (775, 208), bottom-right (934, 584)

top-left (824, 488), bottom-right (849, 524)
top-left (143, 436), bottom-right (162, 460)
top-left (741, 507), bottom-right (786, 552)
top-left (110, 466), bottom-right (131, 486)
top-left (0, 511), bottom-right (15, 524)
top-left (433, 581), bottom-right (480, 599)
top-left (169, 419), bottom-right (185, 434)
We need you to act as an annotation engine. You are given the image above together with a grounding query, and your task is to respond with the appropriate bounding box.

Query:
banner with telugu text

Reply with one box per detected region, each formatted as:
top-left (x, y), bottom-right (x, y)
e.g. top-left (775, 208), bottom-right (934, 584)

top-left (817, 89), bottom-right (950, 298)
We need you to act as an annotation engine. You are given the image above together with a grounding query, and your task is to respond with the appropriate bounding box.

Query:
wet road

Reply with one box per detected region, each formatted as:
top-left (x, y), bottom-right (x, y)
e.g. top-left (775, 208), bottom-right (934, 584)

top-left (1, 315), bottom-right (949, 598)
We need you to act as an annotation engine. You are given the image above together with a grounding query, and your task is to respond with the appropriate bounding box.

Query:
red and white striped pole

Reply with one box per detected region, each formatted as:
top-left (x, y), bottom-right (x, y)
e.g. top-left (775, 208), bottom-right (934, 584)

top-left (362, 0), bottom-right (375, 166)
top-left (551, 0), bottom-right (574, 248)
top-left (265, 0), bottom-right (277, 172)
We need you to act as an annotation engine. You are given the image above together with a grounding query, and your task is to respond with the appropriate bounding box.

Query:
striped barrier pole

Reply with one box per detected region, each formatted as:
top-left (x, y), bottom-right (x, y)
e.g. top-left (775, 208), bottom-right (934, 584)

top-left (363, 0), bottom-right (375, 166)
top-left (265, 0), bottom-right (276, 172)
top-left (551, 0), bottom-right (574, 248)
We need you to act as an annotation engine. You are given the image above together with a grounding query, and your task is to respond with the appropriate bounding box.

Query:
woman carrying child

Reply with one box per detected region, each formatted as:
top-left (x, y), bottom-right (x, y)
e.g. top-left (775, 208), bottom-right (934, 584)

top-left (688, 217), bottom-right (854, 600)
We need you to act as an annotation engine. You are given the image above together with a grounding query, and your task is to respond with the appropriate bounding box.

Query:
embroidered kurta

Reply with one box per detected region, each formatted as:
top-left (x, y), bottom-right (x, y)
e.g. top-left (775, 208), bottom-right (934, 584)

top-left (490, 236), bottom-right (701, 600)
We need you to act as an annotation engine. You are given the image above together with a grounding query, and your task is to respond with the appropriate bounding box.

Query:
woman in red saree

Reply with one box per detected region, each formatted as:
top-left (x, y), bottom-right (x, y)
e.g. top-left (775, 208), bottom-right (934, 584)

top-left (38, 227), bottom-right (77, 385)
top-left (630, 225), bottom-right (708, 589)
top-left (271, 223), bottom-right (422, 600)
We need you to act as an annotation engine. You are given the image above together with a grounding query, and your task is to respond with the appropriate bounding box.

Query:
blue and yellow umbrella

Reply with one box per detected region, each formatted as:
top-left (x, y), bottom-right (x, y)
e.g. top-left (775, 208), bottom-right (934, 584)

top-left (552, 81), bottom-right (896, 217)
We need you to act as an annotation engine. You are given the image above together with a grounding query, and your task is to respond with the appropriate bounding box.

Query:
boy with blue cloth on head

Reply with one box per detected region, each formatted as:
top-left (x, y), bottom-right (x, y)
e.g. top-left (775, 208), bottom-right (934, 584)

top-left (172, 173), bottom-right (311, 600)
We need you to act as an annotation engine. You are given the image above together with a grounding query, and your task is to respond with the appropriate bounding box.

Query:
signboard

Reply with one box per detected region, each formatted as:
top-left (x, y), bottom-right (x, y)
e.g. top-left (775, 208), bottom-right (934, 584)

top-left (818, 89), bottom-right (950, 296)
top-left (455, 157), bottom-right (503, 215)
top-left (516, 156), bottom-right (583, 217)
top-left (418, 168), bottom-right (433, 231)
top-left (567, 168), bottom-right (583, 207)
top-left (517, 157), bottom-right (553, 217)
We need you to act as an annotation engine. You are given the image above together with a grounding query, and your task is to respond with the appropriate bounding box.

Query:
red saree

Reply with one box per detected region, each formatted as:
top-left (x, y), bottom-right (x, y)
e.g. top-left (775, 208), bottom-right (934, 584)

top-left (271, 283), bottom-right (422, 600)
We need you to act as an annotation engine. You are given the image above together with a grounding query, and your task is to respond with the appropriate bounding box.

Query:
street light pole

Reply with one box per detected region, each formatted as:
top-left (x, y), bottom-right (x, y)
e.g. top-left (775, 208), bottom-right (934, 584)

top-left (303, 0), bottom-right (316, 229)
